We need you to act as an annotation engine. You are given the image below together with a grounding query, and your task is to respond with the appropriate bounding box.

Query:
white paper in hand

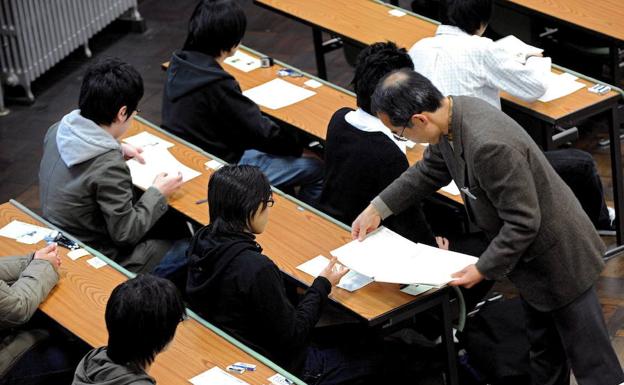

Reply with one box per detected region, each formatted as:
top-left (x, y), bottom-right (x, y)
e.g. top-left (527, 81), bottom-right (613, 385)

top-left (0, 220), bottom-right (53, 244)
top-left (243, 78), bottom-right (316, 110)
top-left (297, 255), bottom-right (373, 292)
top-left (223, 50), bottom-right (262, 73)
top-left (189, 367), bottom-right (251, 385)
top-left (126, 146), bottom-right (201, 190)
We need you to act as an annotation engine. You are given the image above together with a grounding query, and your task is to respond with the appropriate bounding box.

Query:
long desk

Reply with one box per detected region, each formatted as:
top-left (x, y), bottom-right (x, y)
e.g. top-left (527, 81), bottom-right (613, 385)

top-left (0, 201), bottom-right (301, 385)
top-left (254, 0), bottom-right (624, 246)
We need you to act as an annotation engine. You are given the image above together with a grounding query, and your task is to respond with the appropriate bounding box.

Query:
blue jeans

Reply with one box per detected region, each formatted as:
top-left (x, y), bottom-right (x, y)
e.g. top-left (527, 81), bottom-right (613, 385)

top-left (239, 149), bottom-right (323, 204)
top-left (301, 345), bottom-right (382, 385)
top-left (152, 239), bottom-right (190, 289)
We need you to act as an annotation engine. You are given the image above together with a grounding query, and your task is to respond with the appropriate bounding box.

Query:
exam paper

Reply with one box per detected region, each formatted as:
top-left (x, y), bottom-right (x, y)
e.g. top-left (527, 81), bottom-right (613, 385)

top-left (189, 367), bottom-right (251, 385)
top-left (297, 255), bottom-right (374, 292)
top-left (122, 131), bottom-right (174, 149)
top-left (243, 78), bottom-right (316, 110)
top-left (224, 50), bottom-right (262, 73)
top-left (126, 146), bottom-right (202, 190)
top-left (441, 180), bottom-right (460, 196)
top-left (330, 227), bottom-right (478, 286)
top-left (0, 220), bottom-right (53, 244)
top-left (539, 72), bottom-right (585, 103)
top-left (495, 35), bottom-right (543, 64)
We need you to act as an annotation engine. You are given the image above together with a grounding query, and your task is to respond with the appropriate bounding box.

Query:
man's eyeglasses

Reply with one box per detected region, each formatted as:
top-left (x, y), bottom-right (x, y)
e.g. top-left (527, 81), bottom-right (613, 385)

top-left (392, 125), bottom-right (409, 142)
top-left (266, 198), bottom-right (275, 207)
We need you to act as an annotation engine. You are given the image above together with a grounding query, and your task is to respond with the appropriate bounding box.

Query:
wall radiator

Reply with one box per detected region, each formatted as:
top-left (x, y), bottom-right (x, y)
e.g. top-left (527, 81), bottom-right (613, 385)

top-left (0, 0), bottom-right (140, 106)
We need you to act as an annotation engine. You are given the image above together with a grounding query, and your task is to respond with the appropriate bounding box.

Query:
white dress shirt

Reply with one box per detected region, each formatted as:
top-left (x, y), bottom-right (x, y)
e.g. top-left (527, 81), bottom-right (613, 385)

top-left (345, 108), bottom-right (407, 153)
top-left (409, 25), bottom-right (549, 109)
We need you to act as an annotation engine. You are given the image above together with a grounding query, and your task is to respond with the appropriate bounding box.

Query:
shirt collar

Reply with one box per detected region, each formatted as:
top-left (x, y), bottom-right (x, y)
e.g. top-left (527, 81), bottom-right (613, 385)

top-left (344, 108), bottom-right (407, 154)
top-left (435, 25), bottom-right (471, 38)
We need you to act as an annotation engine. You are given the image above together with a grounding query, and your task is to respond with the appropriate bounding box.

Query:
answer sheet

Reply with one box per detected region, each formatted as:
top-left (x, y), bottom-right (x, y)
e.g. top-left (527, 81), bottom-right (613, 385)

top-left (0, 220), bottom-right (53, 244)
top-left (126, 146), bottom-right (201, 190)
top-left (243, 78), bottom-right (316, 110)
top-left (539, 72), bottom-right (586, 102)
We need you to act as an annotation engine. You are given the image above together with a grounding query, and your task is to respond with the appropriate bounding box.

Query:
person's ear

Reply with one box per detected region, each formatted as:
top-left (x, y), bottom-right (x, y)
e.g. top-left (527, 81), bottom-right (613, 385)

top-left (115, 106), bottom-right (129, 123)
top-left (411, 113), bottom-right (428, 128)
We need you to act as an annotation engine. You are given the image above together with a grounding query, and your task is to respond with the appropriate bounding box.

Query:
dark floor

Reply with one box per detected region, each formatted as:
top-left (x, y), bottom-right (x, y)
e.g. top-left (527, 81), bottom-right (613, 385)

top-left (0, 0), bottom-right (623, 382)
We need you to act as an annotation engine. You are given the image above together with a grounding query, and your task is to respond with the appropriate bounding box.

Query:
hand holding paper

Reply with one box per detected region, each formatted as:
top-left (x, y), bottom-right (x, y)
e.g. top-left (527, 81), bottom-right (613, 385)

top-left (318, 257), bottom-right (350, 286)
top-left (449, 264), bottom-right (484, 288)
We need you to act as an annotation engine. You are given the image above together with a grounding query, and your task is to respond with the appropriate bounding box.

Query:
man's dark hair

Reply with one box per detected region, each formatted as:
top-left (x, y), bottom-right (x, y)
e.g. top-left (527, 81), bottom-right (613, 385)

top-left (207, 165), bottom-right (272, 233)
top-left (443, 0), bottom-right (493, 35)
top-left (78, 57), bottom-right (143, 126)
top-left (183, 0), bottom-right (247, 57)
top-left (106, 274), bottom-right (185, 369)
top-left (352, 41), bottom-right (413, 114)
top-left (372, 68), bottom-right (444, 127)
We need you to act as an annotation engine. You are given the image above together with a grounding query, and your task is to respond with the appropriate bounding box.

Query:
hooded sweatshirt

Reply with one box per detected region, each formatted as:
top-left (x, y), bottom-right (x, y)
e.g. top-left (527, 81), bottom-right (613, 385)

top-left (161, 50), bottom-right (303, 163)
top-left (185, 225), bottom-right (331, 372)
top-left (39, 111), bottom-right (169, 273)
top-left (72, 347), bottom-right (155, 385)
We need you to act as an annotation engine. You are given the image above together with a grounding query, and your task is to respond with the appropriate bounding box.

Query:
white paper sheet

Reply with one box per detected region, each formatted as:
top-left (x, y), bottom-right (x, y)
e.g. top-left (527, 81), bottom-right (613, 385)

top-left (67, 248), bottom-right (90, 261)
top-left (87, 257), bottom-right (107, 269)
top-left (297, 255), bottom-right (374, 292)
top-left (126, 146), bottom-right (202, 190)
top-left (0, 220), bottom-right (53, 244)
top-left (268, 373), bottom-right (294, 385)
top-left (205, 159), bottom-right (225, 170)
top-left (224, 50), bottom-right (262, 73)
top-left (495, 35), bottom-right (543, 63)
top-left (303, 79), bottom-right (323, 89)
top-left (538, 72), bottom-right (586, 103)
top-left (122, 131), bottom-right (174, 149)
top-left (330, 227), bottom-right (478, 286)
top-left (441, 180), bottom-right (460, 196)
top-left (243, 78), bottom-right (316, 110)
top-left (190, 367), bottom-right (251, 385)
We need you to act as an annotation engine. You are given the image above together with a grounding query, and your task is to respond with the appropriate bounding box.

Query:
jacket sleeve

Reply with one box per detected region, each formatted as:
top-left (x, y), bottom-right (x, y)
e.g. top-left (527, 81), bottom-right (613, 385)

top-left (217, 79), bottom-right (303, 157)
top-left (0, 257), bottom-right (59, 329)
top-left (374, 144), bottom-right (452, 219)
top-left (473, 143), bottom-right (541, 280)
top-left (95, 160), bottom-right (168, 247)
top-left (250, 263), bottom-right (331, 351)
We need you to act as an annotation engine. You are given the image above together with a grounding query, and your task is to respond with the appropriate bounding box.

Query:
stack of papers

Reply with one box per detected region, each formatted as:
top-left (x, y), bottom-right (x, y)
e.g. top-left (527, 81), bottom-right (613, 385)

top-left (297, 255), bottom-right (374, 292)
top-left (0, 220), bottom-right (53, 244)
top-left (224, 50), bottom-right (262, 73)
top-left (495, 35), bottom-right (543, 64)
top-left (539, 72), bottom-right (585, 102)
top-left (126, 146), bottom-right (201, 190)
top-left (243, 78), bottom-right (316, 110)
top-left (122, 131), bottom-right (174, 149)
top-left (330, 227), bottom-right (478, 287)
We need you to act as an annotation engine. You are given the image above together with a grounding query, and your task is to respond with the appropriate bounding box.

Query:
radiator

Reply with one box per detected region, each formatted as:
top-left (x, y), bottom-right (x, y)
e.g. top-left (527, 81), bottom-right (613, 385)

top-left (0, 0), bottom-right (140, 102)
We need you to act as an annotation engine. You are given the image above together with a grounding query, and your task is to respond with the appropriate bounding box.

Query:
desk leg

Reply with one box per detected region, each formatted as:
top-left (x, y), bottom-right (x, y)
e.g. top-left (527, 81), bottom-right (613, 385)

top-left (312, 28), bottom-right (328, 80)
top-left (608, 104), bottom-right (624, 245)
top-left (440, 289), bottom-right (458, 385)
top-left (0, 82), bottom-right (9, 117)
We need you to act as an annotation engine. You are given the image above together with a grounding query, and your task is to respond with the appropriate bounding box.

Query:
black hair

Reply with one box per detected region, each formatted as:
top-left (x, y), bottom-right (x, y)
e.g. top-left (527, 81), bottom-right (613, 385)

top-left (371, 68), bottom-right (444, 127)
top-left (352, 41), bottom-right (414, 114)
top-left (183, 0), bottom-right (247, 57)
top-left (443, 0), bottom-right (493, 35)
top-left (78, 57), bottom-right (143, 126)
top-left (106, 274), bottom-right (185, 369)
top-left (207, 165), bottom-right (272, 233)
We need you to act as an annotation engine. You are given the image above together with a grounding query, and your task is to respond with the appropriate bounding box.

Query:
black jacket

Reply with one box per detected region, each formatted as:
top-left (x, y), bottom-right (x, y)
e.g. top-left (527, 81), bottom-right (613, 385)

top-left (162, 50), bottom-right (303, 163)
top-left (185, 225), bottom-right (331, 372)
top-left (321, 108), bottom-right (436, 246)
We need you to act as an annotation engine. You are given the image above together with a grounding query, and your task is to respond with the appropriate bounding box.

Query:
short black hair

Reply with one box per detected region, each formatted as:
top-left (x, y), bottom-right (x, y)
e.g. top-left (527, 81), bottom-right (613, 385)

top-left (443, 0), bottom-right (493, 35)
top-left (372, 68), bottom-right (444, 127)
top-left (207, 165), bottom-right (272, 233)
top-left (352, 41), bottom-right (414, 114)
top-left (183, 0), bottom-right (247, 57)
top-left (78, 57), bottom-right (143, 126)
top-left (106, 274), bottom-right (185, 369)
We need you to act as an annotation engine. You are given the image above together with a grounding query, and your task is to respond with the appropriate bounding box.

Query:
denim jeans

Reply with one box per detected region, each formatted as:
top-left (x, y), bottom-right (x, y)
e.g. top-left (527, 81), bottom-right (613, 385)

top-left (239, 149), bottom-right (323, 204)
top-left (301, 345), bottom-right (383, 385)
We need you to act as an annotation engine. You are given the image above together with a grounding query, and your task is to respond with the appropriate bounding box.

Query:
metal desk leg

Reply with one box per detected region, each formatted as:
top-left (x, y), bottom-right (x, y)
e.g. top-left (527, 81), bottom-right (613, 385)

top-left (312, 28), bottom-right (328, 80)
top-left (608, 104), bottom-right (624, 245)
top-left (440, 289), bottom-right (459, 385)
top-left (0, 82), bottom-right (9, 117)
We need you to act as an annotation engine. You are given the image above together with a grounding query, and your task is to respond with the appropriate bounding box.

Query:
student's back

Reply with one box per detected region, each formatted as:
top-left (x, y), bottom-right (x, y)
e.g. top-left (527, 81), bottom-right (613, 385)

top-left (73, 347), bottom-right (154, 385)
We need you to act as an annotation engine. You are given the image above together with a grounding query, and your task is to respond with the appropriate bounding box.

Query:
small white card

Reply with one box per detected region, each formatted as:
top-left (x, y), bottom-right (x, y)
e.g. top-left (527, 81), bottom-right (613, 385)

top-left (67, 248), bottom-right (90, 261)
top-left (224, 50), bottom-right (262, 73)
top-left (388, 9), bottom-right (406, 17)
top-left (304, 79), bottom-right (323, 89)
top-left (87, 257), bottom-right (107, 269)
top-left (268, 373), bottom-right (294, 385)
top-left (0, 220), bottom-right (53, 244)
top-left (205, 159), bottom-right (225, 170)
top-left (122, 131), bottom-right (174, 149)
top-left (190, 367), bottom-right (251, 385)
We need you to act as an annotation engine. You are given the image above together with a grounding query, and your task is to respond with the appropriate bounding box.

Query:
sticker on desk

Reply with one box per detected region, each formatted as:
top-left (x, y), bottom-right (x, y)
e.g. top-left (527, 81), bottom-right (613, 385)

top-left (0, 220), bottom-right (53, 244)
top-left (190, 367), bottom-right (251, 385)
top-left (205, 159), bottom-right (225, 170)
top-left (122, 131), bottom-right (174, 149)
top-left (304, 79), bottom-right (323, 89)
top-left (87, 257), bottom-right (107, 269)
top-left (388, 9), bottom-right (406, 17)
top-left (67, 248), bottom-right (90, 261)
top-left (268, 373), bottom-right (294, 385)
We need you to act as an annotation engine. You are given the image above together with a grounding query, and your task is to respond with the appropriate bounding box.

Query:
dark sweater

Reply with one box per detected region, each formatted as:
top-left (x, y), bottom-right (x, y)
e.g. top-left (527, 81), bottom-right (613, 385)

top-left (185, 226), bottom-right (331, 372)
top-left (162, 50), bottom-right (303, 163)
top-left (321, 108), bottom-right (436, 246)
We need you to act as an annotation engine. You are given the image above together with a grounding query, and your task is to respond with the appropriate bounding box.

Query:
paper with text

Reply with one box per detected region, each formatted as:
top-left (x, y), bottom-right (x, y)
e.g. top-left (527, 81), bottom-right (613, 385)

top-left (224, 50), bottom-right (262, 73)
top-left (0, 220), bottom-right (53, 244)
top-left (243, 78), bottom-right (316, 110)
top-left (126, 146), bottom-right (201, 190)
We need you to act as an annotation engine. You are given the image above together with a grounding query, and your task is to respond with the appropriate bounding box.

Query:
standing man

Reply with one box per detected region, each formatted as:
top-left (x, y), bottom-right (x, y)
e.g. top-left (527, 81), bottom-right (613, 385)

top-left (352, 68), bottom-right (623, 385)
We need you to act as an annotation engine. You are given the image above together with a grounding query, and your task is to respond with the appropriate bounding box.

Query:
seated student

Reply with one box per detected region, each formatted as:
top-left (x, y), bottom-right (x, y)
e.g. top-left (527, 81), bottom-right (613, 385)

top-left (186, 165), bottom-right (382, 384)
top-left (73, 274), bottom-right (185, 385)
top-left (409, 0), bottom-right (615, 234)
top-left (162, 0), bottom-right (323, 204)
top-left (39, 58), bottom-right (185, 273)
top-left (0, 244), bottom-right (83, 385)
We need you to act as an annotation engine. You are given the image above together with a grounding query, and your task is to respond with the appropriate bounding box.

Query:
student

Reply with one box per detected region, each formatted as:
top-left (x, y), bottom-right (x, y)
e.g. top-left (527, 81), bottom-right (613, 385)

top-left (186, 165), bottom-right (382, 384)
top-left (73, 274), bottom-right (186, 385)
top-left (39, 58), bottom-right (184, 273)
top-left (162, 0), bottom-right (323, 204)
top-left (409, 0), bottom-right (615, 234)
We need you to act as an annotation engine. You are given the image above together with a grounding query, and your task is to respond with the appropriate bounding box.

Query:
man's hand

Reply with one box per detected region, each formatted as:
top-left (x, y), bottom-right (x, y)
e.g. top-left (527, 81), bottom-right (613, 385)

top-left (435, 236), bottom-right (450, 250)
top-left (351, 204), bottom-right (382, 241)
top-left (319, 257), bottom-right (349, 286)
top-left (152, 172), bottom-right (183, 197)
top-left (449, 264), bottom-right (484, 288)
top-left (34, 243), bottom-right (61, 271)
top-left (121, 143), bottom-right (145, 164)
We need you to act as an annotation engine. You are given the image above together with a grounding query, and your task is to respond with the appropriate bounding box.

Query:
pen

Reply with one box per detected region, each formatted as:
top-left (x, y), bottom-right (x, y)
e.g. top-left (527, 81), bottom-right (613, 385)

top-left (195, 198), bottom-right (208, 205)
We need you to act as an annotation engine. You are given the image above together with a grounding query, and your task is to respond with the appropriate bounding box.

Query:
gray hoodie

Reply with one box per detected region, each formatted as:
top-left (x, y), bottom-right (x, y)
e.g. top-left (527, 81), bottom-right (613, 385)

top-left (73, 347), bottom-right (155, 385)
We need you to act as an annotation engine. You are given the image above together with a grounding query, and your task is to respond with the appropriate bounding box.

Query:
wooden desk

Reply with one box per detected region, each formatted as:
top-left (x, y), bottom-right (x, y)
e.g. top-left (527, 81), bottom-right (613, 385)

top-left (0, 201), bottom-right (298, 385)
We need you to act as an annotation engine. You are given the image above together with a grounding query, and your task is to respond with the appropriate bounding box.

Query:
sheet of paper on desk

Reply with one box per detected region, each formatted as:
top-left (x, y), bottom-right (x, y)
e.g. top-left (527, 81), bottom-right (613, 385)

top-left (330, 227), bottom-right (478, 286)
top-left (189, 367), bottom-right (251, 385)
top-left (495, 35), bottom-right (543, 64)
top-left (441, 180), bottom-right (460, 196)
top-left (122, 131), bottom-right (174, 149)
top-left (297, 255), bottom-right (374, 292)
top-left (0, 220), bottom-right (53, 244)
top-left (126, 146), bottom-right (201, 190)
top-left (223, 50), bottom-right (261, 73)
top-left (243, 78), bottom-right (316, 110)
top-left (539, 72), bottom-right (586, 102)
